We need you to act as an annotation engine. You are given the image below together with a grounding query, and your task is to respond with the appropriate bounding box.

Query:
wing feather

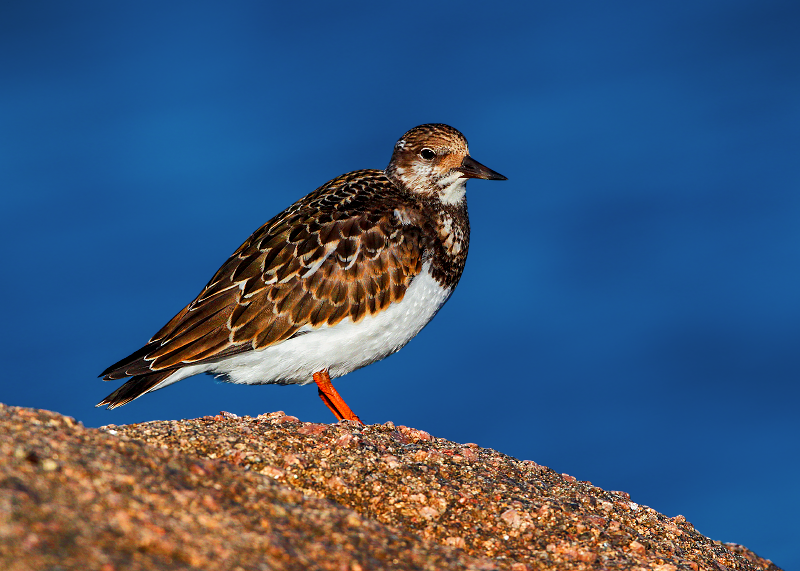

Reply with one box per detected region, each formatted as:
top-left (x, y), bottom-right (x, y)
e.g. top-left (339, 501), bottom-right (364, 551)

top-left (101, 170), bottom-right (430, 381)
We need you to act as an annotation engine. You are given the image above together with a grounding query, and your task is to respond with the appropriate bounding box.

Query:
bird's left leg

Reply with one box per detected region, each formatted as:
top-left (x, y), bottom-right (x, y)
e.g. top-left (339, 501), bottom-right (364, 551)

top-left (312, 369), bottom-right (364, 425)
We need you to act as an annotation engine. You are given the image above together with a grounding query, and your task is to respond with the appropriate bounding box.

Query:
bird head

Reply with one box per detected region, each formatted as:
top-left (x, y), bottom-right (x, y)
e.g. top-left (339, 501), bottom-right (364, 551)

top-left (386, 123), bottom-right (506, 205)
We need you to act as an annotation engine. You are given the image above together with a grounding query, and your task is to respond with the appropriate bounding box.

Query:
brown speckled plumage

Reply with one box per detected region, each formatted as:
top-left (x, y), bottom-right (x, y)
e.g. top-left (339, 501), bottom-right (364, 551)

top-left (99, 124), bottom-right (506, 411)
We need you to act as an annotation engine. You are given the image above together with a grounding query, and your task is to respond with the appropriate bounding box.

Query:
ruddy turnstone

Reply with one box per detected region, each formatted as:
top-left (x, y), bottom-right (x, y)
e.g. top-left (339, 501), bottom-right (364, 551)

top-left (98, 124), bottom-right (506, 423)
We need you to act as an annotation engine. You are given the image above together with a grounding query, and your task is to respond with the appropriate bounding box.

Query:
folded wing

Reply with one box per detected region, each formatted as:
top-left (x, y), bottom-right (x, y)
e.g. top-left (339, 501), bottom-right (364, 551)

top-left (100, 170), bottom-right (429, 384)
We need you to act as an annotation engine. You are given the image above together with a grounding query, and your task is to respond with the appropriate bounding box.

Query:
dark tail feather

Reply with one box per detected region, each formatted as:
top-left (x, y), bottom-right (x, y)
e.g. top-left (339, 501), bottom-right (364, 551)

top-left (99, 341), bottom-right (162, 380)
top-left (100, 303), bottom-right (194, 380)
top-left (96, 370), bottom-right (175, 410)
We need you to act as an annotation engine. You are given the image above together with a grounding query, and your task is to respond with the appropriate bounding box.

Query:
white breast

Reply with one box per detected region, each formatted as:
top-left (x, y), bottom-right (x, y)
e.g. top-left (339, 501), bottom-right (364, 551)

top-left (154, 262), bottom-right (452, 391)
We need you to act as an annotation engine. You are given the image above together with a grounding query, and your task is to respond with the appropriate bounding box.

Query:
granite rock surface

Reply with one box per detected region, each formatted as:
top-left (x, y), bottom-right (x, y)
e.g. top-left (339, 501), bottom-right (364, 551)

top-left (0, 404), bottom-right (781, 571)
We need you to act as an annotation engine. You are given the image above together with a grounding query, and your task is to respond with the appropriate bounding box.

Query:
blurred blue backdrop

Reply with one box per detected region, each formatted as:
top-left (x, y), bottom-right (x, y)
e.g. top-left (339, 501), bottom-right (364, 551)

top-left (1, 1), bottom-right (798, 568)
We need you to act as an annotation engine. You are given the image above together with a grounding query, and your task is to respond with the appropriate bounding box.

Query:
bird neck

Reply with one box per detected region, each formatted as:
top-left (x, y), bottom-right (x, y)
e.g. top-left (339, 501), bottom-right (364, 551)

top-left (425, 197), bottom-right (470, 290)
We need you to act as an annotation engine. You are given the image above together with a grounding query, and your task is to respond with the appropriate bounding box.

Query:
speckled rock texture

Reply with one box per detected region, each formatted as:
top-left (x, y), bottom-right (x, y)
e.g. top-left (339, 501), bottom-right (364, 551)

top-left (0, 404), bottom-right (781, 571)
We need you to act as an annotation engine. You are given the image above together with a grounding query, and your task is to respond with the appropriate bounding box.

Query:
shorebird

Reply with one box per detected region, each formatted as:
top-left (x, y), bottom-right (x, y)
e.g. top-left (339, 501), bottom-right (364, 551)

top-left (98, 124), bottom-right (507, 423)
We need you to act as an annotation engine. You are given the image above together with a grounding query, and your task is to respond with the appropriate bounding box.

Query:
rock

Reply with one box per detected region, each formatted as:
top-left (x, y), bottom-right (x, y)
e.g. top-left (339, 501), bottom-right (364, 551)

top-left (0, 403), bottom-right (781, 571)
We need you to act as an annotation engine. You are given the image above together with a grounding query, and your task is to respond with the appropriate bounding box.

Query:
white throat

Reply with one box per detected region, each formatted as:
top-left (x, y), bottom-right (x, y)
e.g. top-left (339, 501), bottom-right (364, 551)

top-left (388, 164), bottom-right (468, 206)
top-left (437, 172), bottom-right (467, 205)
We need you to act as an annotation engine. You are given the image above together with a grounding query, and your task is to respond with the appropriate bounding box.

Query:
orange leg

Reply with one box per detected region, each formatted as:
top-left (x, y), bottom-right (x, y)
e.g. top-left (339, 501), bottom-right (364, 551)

top-left (312, 370), bottom-right (363, 425)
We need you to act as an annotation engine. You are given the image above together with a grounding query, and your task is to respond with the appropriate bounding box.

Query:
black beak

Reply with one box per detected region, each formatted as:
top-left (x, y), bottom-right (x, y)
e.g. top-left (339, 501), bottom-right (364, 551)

top-left (458, 155), bottom-right (507, 180)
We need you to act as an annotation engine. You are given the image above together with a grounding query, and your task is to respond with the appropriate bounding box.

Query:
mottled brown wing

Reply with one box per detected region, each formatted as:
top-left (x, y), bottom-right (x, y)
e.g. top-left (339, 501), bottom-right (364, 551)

top-left (101, 170), bottom-right (429, 380)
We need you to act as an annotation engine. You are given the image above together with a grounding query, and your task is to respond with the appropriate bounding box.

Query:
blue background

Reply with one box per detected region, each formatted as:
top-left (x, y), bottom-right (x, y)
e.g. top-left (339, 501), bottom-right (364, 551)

top-left (2, 2), bottom-right (798, 568)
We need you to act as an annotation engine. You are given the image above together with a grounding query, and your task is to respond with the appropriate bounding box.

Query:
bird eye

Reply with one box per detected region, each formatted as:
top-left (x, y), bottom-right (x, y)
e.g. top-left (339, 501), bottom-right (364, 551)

top-left (419, 148), bottom-right (435, 161)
